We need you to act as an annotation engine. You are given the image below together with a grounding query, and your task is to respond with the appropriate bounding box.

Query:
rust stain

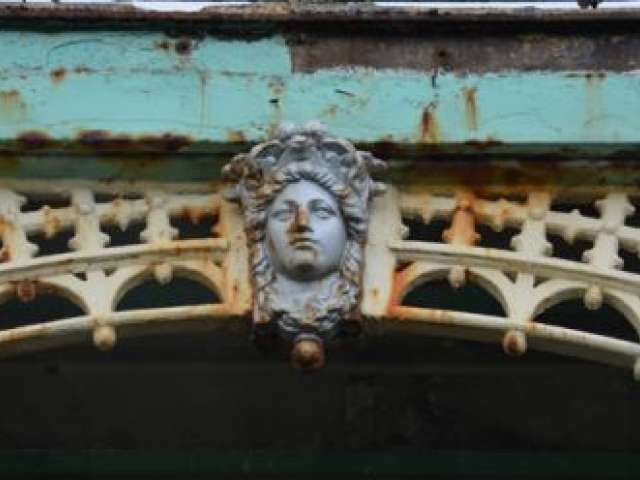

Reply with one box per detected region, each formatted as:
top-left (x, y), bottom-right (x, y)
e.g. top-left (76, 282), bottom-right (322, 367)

top-left (0, 89), bottom-right (27, 119)
top-left (139, 133), bottom-right (192, 152)
top-left (76, 130), bottom-right (193, 153)
top-left (155, 39), bottom-right (171, 51)
top-left (0, 89), bottom-right (20, 105)
top-left (78, 129), bottom-right (133, 150)
top-left (183, 205), bottom-right (205, 224)
top-left (42, 206), bottom-right (62, 239)
top-left (226, 130), bottom-right (246, 143)
top-left (16, 130), bottom-right (52, 149)
top-left (14, 280), bottom-right (37, 302)
top-left (387, 158), bottom-right (640, 192)
top-left (462, 86), bottom-right (478, 131)
top-left (387, 261), bottom-right (416, 311)
top-left (50, 67), bottom-right (67, 84)
top-left (502, 330), bottom-right (526, 356)
top-left (420, 102), bottom-right (440, 144)
top-left (443, 193), bottom-right (480, 246)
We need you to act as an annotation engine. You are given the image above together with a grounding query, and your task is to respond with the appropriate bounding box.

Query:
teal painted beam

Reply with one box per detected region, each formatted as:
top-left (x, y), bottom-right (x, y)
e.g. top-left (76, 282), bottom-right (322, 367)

top-left (0, 31), bottom-right (639, 152)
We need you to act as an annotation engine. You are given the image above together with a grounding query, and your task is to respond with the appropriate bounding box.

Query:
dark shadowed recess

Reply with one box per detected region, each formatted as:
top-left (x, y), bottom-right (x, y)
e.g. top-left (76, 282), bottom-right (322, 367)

top-left (103, 221), bottom-right (146, 248)
top-left (116, 276), bottom-right (219, 311)
top-left (402, 216), bottom-right (449, 243)
top-left (28, 229), bottom-right (75, 257)
top-left (402, 278), bottom-right (505, 317)
top-left (535, 299), bottom-right (639, 343)
top-left (0, 293), bottom-right (84, 330)
top-left (171, 213), bottom-right (217, 240)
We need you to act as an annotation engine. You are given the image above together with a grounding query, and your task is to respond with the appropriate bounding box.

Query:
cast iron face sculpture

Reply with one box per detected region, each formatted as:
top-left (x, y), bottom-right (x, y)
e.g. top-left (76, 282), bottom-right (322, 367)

top-left (223, 122), bottom-right (385, 370)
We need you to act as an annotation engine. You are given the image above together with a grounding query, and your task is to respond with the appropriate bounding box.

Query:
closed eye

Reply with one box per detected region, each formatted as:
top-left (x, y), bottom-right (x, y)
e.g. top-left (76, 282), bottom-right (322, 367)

top-left (309, 199), bottom-right (336, 218)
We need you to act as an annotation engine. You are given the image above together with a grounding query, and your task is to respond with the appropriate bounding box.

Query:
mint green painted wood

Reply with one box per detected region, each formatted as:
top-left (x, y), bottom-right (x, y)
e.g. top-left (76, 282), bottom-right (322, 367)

top-left (0, 31), bottom-right (639, 148)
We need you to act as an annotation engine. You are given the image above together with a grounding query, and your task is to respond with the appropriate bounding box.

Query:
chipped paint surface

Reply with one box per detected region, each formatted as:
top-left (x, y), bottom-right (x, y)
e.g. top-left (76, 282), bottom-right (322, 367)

top-left (0, 31), bottom-right (639, 158)
top-left (369, 187), bottom-right (640, 377)
top-left (0, 10), bottom-right (639, 375)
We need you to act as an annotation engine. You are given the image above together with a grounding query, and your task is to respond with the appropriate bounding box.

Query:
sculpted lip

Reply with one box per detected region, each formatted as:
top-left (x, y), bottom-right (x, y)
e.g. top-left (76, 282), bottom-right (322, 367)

top-left (290, 236), bottom-right (317, 247)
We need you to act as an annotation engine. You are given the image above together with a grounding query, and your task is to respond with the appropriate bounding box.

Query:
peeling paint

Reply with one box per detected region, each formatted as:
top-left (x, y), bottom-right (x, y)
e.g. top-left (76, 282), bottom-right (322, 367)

top-left (16, 131), bottom-right (52, 149)
top-left (50, 67), bottom-right (67, 84)
top-left (420, 102), bottom-right (440, 144)
top-left (462, 86), bottom-right (478, 132)
top-left (76, 130), bottom-right (193, 153)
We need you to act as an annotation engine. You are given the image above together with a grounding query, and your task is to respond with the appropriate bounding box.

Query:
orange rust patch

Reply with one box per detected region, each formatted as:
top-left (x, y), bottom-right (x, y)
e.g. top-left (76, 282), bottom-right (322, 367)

top-left (183, 205), bottom-right (205, 225)
top-left (50, 67), bottom-right (67, 84)
top-left (443, 194), bottom-right (480, 246)
top-left (420, 102), bottom-right (440, 144)
top-left (462, 86), bottom-right (478, 131)
top-left (387, 261), bottom-right (416, 311)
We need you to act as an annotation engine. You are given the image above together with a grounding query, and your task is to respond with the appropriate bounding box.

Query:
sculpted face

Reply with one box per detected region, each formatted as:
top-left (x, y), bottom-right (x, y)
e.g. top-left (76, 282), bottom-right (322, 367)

top-left (267, 180), bottom-right (347, 282)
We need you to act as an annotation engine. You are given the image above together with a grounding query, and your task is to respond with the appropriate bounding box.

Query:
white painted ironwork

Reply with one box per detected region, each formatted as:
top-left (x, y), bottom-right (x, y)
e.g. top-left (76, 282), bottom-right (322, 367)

top-left (0, 180), bottom-right (250, 356)
top-left (1, 180), bottom-right (640, 378)
top-left (362, 187), bottom-right (640, 379)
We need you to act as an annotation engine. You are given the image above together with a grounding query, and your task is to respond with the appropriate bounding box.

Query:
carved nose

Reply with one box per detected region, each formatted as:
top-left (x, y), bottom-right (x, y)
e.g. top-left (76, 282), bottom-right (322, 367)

top-left (293, 207), bottom-right (311, 232)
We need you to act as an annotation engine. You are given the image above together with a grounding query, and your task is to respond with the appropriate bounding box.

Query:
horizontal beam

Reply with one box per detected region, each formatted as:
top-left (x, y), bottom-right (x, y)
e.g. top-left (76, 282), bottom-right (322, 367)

top-left (0, 30), bottom-right (638, 158)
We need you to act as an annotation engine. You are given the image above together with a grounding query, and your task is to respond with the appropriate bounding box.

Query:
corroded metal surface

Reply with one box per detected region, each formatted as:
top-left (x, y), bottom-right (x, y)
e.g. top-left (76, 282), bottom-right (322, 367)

top-left (1, 3), bottom-right (640, 24)
top-left (0, 181), bottom-right (251, 356)
top-left (0, 9), bottom-right (639, 158)
top-left (364, 187), bottom-right (640, 378)
top-left (1, 178), bottom-right (640, 377)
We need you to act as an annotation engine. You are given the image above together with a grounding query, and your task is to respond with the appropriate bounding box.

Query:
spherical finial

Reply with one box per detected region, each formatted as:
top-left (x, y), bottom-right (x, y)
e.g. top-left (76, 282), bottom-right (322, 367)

top-left (93, 325), bottom-right (117, 351)
top-left (502, 330), bottom-right (527, 357)
top-left (291, 335), bottom-right (325, 371)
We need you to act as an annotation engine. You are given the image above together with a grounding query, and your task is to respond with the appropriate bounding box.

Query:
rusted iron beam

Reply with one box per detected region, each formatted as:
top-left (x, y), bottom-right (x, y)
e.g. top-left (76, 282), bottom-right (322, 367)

top-left (1, 3), bottom-right (640, 27)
